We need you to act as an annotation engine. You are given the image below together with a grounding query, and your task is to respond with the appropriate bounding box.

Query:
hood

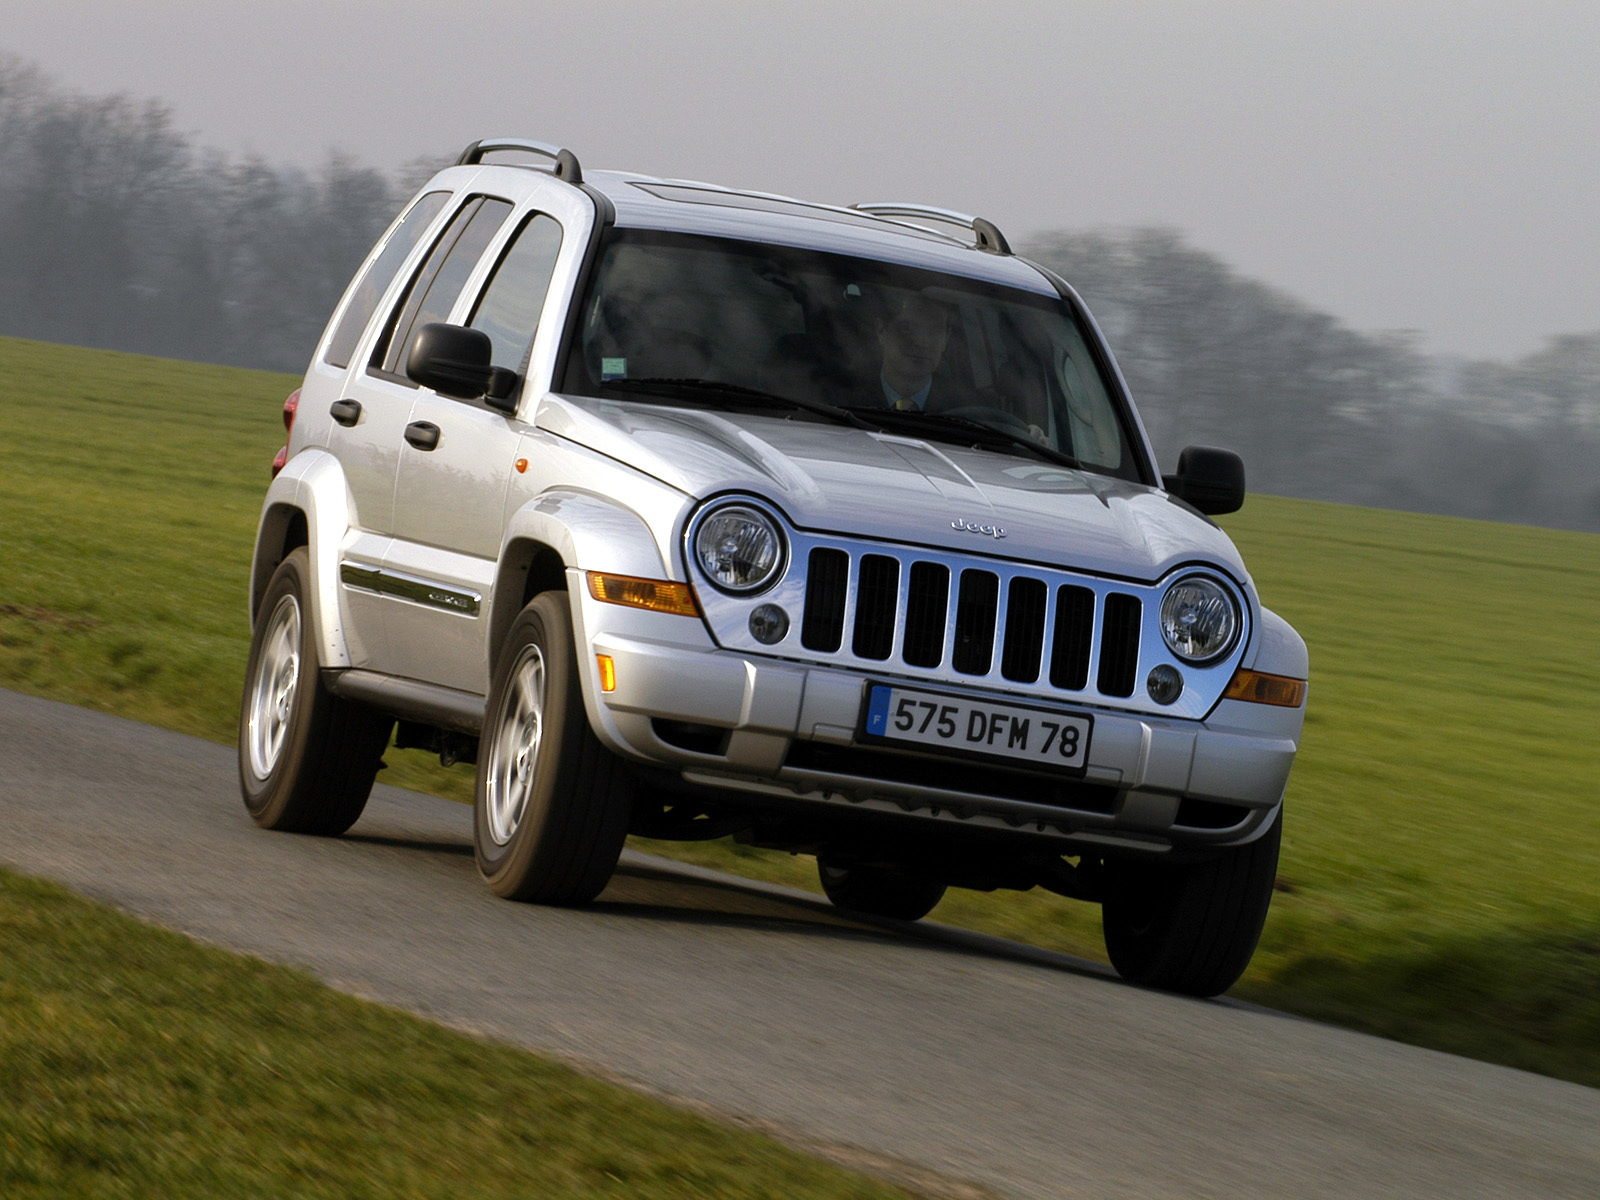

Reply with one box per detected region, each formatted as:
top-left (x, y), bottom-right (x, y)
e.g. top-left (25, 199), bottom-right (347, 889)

top-left (537, 395), bottom-right (1249, 584)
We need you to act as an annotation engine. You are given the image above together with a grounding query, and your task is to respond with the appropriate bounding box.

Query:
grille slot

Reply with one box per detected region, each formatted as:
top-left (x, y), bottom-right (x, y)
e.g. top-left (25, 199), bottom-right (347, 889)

top-left (801, 547), bottom-right (849, 651)
top-left (902, 562), bottom-right (950, 667)
top-left (952, 569), bottom-right (1000, 675)
top-left (852, 554), bottom-right (900, 660)
top-left (1097, 593), bottom-right (1142, 698)
top-left (1049, 585), bottom-right (1094, 689)
top-left (1001, 576), bottom-right (1048, 683)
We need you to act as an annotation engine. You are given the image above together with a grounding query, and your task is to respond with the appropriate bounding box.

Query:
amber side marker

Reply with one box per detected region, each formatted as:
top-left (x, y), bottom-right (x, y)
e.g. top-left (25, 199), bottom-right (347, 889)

top-left (585, 572), bottom-right (699, 616)
top-left (596, 654), bottom-right (617, 693)
top-left (1224, 668), bottom-right (1308, 708)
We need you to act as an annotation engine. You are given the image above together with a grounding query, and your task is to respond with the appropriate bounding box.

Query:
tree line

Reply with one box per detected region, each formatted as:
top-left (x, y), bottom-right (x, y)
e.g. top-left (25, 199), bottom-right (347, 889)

top-left (3, 55), bottom-right (1596, 533)
top-left (1025, 231), bottom-right (1600, 533)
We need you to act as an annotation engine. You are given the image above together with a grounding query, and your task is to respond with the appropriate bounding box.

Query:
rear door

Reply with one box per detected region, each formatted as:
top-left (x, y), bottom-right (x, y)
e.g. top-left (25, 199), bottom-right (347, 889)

top-left (309, 189), bottom-right (451, 667)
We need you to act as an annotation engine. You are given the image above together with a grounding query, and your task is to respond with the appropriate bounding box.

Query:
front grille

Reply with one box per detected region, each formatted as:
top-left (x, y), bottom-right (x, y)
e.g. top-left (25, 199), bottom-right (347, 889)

top-left (798, 546), bottom-right (1143, 703)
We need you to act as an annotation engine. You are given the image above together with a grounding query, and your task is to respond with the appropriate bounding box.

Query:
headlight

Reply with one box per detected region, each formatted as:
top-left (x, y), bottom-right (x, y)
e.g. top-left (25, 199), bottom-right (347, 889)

top-left (1159, 575), bottom-right (1239, 663)
top-left (692, 503), bottom-right (786, 593)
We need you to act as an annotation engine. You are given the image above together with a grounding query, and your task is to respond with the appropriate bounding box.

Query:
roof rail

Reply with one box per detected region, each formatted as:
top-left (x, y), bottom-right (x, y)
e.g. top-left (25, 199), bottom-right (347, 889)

top-left (456, 138), bottom-right (583, 185)
top-left (850, 203), bottom-right (1011, 255)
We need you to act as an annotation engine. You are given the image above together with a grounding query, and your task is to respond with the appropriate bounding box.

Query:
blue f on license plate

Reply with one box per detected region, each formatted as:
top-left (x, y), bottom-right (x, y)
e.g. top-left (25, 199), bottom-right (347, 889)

top-left (861, 684), bottom-right (1092, 773)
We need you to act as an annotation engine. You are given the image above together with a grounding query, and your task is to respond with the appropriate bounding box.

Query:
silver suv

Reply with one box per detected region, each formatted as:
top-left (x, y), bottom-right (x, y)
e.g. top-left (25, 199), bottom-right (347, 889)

top-left (240, 139), bottom-right (1308, 996)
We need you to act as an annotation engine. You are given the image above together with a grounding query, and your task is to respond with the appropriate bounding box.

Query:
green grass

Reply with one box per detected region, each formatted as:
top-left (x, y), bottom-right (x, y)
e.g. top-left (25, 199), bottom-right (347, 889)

top-left (2, 335), bottom-right (1598, 1090)
top-left (0, 867), bottom-right (912, 1199)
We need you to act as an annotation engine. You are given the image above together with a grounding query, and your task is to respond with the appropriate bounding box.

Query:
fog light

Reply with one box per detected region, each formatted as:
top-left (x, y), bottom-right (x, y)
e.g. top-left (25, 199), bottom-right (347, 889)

top-left (1147, 664), bottom-right (1183, 705)
top-left (749, 603), bottom-right (789, 644)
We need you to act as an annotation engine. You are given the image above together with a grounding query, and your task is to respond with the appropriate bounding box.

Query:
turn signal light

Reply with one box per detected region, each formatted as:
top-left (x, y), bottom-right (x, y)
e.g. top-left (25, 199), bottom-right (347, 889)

top-left (585, 572), bottom-right (699, 616)
top-left (1224, 669), bottom-right (1307, 708)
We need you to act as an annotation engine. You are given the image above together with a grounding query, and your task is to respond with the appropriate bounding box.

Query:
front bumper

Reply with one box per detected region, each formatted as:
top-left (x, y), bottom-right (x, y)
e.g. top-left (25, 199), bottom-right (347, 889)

top-left (572, 581), bottom-right (1301, 855)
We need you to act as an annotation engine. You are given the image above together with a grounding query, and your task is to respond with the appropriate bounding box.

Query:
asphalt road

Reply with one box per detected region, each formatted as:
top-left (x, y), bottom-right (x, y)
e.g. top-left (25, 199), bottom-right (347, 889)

top-left (2, 687), bottom-right (1595, 1199)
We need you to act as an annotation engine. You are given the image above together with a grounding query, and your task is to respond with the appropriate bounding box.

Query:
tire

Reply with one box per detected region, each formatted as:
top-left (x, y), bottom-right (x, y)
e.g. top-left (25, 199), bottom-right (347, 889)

top-left (817, 858), bottom-right (947, 922)
top-left (238, 548), bottom-right (393, 835)
top-left (474, 592), bottom-right (632, 904)
top-left (1101, 812), bottom-right (1282, 997)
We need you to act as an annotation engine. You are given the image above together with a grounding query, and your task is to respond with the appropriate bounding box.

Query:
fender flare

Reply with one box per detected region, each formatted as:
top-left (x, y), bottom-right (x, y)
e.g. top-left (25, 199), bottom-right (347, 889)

top-left (249, 449), bottom-right (355, 670)
top-left (1247, 606), bottom-right (1309, 681)
top-left (490, 489), bottom-right (677, 662)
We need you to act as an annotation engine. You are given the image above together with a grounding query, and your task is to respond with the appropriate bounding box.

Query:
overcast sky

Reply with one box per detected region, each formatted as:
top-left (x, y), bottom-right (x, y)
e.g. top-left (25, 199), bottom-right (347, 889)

top-left (8, 0), bottom-right (1597, 360)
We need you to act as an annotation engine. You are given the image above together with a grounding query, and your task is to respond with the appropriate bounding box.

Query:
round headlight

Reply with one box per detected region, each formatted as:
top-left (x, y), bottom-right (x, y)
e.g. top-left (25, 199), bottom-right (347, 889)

top-left (1159, 575), bottom-right (1240, 663)
top-left (693, 504), bottom-right (785, 593)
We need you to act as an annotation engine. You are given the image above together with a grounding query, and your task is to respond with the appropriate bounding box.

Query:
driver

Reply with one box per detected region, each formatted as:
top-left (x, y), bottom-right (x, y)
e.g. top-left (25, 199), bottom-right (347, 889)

top-left (871, 292), bottom-right (950, 410)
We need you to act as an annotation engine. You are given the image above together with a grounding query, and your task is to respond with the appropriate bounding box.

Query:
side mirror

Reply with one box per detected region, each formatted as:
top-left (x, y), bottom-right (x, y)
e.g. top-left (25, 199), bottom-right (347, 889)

top-left (1163, 446), bottom-right (1245, 516)
top-left (406, 322), bottom-right (520, 412)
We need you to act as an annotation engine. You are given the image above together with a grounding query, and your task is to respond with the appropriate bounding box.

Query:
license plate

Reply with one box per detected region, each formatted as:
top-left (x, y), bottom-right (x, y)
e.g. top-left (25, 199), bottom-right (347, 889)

top-left (860, 684), bottom-right (1093, 774)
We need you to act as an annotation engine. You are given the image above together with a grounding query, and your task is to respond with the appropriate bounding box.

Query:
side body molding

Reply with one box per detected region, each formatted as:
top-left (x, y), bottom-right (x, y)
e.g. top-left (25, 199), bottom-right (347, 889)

top-left (249, 448), bottom-right (356, 671)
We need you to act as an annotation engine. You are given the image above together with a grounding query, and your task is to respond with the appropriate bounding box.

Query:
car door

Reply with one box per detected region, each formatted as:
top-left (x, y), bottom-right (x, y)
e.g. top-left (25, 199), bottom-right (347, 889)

top-left (328, 193), bottom-right (515, 678)
top-left (384, 205), bottom-right (569, 694)
top-left (313, 188), bottom-right (452, 667)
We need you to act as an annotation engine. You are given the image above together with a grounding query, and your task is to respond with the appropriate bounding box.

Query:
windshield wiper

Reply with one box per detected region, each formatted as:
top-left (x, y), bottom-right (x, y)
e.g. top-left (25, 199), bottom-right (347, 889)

top-left (840, 407), bottom-right (1082, 469)
top-left (600, 377), bottom-right (875, 430)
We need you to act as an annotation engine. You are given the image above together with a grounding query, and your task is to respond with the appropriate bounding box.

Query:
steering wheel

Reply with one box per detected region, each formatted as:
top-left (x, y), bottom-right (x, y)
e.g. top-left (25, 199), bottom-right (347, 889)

top-left (940, 405), bottom-right (1036, 438)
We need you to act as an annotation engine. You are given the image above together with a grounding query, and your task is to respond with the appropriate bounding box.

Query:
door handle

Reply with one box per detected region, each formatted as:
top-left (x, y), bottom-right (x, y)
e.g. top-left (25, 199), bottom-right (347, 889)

top-left (330, 399), bottom-right (362, 426)
top-left (404, 421), bottom-right (441, 451)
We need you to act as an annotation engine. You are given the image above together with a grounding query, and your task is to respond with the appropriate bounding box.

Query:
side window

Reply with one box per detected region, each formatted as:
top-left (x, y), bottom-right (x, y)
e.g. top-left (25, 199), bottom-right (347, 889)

top-left (371, 196), bottom-right (515, 378)
top-left (468, 213), bottom-right (564, 374)
top-left (323, 191), bottom-right (450, 368)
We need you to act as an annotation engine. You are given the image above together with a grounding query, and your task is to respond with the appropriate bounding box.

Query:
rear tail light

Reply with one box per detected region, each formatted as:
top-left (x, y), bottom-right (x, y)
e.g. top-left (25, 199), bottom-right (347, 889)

top-left (271, 388), bottom-right (301, 478)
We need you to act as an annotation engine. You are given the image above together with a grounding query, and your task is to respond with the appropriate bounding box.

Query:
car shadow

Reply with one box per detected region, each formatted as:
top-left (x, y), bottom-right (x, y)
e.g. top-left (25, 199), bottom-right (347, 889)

top-left (343, 832), bottom-right (475, 858)
top-left (344, 804), bottom-right (1118, 985)
top-left (598, 857), bottom-right (1118, 983)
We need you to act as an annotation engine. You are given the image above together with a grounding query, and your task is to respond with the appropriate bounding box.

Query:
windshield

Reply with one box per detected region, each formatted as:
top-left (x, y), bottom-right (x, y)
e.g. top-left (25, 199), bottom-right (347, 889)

top-left (559, 229), bottom-right (1143, 480)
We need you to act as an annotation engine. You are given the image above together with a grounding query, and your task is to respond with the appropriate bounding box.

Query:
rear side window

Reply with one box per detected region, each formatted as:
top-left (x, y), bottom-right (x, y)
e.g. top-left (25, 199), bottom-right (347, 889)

top-left (373, 196), bottom-right (515, 378)
top-left (323, 191), bottom-right (450, 369)
top-left (468, 213), bottom-right (564, 374)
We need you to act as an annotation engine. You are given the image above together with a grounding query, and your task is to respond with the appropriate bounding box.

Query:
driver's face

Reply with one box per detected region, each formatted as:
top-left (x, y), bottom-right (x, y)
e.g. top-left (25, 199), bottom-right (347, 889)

top-left (878, 299), bottom-right (949, 389)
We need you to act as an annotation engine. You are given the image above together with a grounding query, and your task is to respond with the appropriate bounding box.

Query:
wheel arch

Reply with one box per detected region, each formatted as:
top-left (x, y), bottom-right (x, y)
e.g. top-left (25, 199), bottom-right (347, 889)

top-left (1244, 606), bottom-right (1308, 680)
top-left (487, 537), bottom-right (569, 671)
top-left (248, 449), bottom-right (355, 670)
top-left (493, 489), bottom-right (675, 651)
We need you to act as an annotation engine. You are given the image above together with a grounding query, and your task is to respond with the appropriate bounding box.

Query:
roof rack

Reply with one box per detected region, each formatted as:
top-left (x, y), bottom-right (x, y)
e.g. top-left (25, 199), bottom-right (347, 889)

top-left (456, 138), bottom-right (583, 185)
top-left (850, 203), bottom-right (1012, 256)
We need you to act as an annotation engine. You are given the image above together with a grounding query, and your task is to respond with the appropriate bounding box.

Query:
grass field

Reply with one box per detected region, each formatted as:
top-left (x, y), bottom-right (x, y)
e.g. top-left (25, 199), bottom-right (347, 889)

top-left (2, 335), bottom-right (1597, 1093)
top-left (0, 867), bottom-right (912, 1200)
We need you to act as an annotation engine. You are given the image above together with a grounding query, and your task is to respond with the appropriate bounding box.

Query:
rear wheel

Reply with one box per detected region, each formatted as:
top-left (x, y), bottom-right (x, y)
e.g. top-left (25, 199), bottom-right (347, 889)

top-left (817, 858), bottom-right (947, 922)
top-left (238, 548), bottom-right (392, 835)
top-left (1101, 812), bottom-right (1281, 997)
top-left (474, 592), bottom-right (632, 903)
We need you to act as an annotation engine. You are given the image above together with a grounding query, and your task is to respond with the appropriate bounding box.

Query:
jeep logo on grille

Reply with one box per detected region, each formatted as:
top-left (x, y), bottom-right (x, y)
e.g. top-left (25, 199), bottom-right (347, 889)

top-left (952, 518), bottom-right (1007, 539)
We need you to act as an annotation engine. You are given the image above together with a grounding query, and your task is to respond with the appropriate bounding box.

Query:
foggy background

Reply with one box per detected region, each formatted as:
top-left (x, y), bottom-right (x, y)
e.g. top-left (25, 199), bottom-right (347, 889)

top-left (3, 0), bottom-right (1597, 532)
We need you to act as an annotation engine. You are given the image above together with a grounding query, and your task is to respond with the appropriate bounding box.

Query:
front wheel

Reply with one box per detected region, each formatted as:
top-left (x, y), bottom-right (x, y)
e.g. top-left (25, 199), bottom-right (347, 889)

top-left (474, 592), bottom-right (632, 904)
top-left (1100, 812), bottom-right (1281, 997)
top-left (238, 548), bottom-right (392, 835)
